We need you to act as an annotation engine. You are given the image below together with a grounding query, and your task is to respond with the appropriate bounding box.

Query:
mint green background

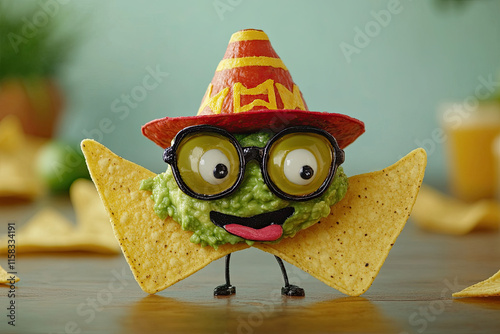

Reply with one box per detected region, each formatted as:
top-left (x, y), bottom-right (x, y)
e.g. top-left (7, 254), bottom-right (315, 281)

top-left (51, 0), bottom-right (500, 188)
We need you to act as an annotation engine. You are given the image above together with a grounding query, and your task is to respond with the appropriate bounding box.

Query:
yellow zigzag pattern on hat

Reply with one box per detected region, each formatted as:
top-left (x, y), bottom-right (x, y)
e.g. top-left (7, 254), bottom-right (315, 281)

top-left (276, 83), bottom-right (306, 110)
top-left (197, 84), bottom-right (229, 115)
top-left (198, 80), bottom-right (307, 114)
top-left (233, 79), bottom-right (277, 113)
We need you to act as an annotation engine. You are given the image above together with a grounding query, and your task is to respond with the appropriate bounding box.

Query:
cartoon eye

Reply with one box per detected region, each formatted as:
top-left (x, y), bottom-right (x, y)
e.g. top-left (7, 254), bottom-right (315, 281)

top-left (199, 149), bottom-right (231, 185)
top-left (176, 133), bottom-right (240, 196)
top-left (283, 149), bottom-right (318, 185)
top-left (267, 133), bottom-right (333, 197)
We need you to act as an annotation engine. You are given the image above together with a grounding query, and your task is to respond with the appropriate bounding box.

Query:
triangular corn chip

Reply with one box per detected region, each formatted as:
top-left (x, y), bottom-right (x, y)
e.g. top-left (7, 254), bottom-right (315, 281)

top-left (453, 270), bottom-right (500, 298)
top-left (81, 139), bottom-right (249, 294)
top-left (0, 185), bottom-right (120, 254)
top-left (70, 179), bottom-right (120, 251)
top-left (0, 264), bottom-right (19, 284)
top-left (255, 148), bottom-right (426, 296)
top-left (411, 185), bottom-right (500, 235)
top-left (0, 208), bottom-right (75, 252)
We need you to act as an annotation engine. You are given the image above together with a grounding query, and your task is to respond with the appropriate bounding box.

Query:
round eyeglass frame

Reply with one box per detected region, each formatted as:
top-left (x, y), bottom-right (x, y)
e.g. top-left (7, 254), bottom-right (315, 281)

top-left (162, 124), bottom-right (345, 201)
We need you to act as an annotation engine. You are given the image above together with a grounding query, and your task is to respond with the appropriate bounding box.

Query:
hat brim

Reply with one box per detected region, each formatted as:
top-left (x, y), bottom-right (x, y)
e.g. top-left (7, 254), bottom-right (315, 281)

top-left (142, 109), bottom-right (365, 149)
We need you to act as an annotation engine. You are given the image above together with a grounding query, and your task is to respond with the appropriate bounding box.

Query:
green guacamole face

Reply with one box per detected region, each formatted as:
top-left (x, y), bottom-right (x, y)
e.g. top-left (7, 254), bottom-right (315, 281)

top-left (141, 131), bottom-right (348, 249)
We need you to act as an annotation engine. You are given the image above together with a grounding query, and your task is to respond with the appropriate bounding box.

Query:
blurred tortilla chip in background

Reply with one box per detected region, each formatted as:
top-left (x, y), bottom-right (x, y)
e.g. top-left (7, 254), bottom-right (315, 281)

top-left (411, 184), bottom-right (500, 235)
top-left (70, 178), bottom-right (117, 242)
top-left (0, 115), bottom-right (45, 200)
top-left (0, 179), bottom-right (119, 254)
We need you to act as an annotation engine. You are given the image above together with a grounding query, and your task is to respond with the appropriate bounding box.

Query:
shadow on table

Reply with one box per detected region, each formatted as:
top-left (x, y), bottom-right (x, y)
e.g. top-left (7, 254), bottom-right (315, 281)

top-left (121, 294), bottom-right (403, 334)
top-left (454, 296), bottom-right (500, 310)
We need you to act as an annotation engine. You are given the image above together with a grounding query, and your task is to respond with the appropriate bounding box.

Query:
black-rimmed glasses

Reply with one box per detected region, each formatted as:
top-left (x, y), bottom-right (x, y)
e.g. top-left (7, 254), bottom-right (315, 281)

top-left (163, 125), bottom-right (344, 201)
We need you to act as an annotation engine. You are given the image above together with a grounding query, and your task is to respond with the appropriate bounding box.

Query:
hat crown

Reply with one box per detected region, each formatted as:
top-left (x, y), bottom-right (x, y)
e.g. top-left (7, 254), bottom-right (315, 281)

top-left (141, 29), bottom-right (365, 151)
top-left (197, 29), bottom-right (308, 116)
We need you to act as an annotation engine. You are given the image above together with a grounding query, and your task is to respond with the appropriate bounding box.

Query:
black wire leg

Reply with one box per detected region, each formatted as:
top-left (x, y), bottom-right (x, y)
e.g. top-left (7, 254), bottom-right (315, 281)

top-left (214, 253), bottom-right (236, 296)
top-left (275, 256), bottom-right (305, 297)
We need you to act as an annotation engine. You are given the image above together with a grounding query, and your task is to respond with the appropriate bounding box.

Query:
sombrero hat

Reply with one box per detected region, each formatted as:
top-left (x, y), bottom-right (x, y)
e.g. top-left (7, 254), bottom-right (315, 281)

top-left (142, 29), bottom-right (365, 149)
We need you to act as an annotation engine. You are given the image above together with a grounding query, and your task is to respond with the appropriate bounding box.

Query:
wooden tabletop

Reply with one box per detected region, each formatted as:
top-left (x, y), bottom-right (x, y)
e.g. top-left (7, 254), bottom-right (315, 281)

top-left (1, 197), bottom-right (500, 334)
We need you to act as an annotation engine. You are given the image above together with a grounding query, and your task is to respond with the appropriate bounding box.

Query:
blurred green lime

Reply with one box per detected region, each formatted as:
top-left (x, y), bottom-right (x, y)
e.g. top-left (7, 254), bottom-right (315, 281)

top-left (37, 140), bottom-right (90, 192)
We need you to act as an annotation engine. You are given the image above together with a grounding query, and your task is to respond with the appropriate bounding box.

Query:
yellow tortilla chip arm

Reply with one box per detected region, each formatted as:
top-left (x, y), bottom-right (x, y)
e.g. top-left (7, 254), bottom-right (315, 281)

top-left (453, 270), bottom-right (500, 298)
top-left (81, 140), bottom-right (249, 294)
top-left (255, 148), bottom-right (427, 296)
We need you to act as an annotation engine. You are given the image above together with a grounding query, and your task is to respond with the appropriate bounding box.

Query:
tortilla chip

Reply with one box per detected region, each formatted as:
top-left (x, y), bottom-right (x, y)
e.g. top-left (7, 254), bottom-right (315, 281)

top-left (0, 265), bottom-right (19, 284)
top-left (81, 139), bottom-right (249, 294)
top-left (0, 184), bottom-right (120, 254)
top-left (0, 208), bottom-right (75, 253)
top-left (0, 115), bottom-right (44, 199)
top-left (255, 148), bottom-right (427, 296)
top-left (70, 178), bottom-right (120, 251)
top-left (453, 270), bottom-right (500, 298)
top-left (411, 185), bottom-right (500, 235)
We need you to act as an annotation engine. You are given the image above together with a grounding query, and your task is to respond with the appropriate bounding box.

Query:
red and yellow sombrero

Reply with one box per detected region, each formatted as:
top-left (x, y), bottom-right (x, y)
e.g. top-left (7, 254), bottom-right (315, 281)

top-left (142, 29), bottom-right (365, 149)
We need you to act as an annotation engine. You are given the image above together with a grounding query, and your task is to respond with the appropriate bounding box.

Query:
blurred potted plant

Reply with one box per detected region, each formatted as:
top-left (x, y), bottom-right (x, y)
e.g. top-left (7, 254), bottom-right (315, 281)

top-left (0, 0), bottom-right (74, 138)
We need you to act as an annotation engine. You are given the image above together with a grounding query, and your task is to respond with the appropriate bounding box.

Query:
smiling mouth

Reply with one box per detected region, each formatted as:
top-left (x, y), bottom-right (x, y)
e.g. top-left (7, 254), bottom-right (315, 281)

top-left (210, 207), bottom-right (295, 242)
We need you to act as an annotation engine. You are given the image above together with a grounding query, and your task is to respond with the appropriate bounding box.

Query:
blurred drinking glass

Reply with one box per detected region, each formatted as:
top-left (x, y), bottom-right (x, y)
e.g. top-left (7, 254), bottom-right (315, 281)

top-left (441, 101), bottom-right (500, 202)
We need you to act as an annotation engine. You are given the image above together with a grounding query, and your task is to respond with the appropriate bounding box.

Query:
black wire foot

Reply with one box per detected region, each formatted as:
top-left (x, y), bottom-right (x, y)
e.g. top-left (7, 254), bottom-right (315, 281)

top-left (214, 254), bottom-right (235, 296)
top-left (214, 283), bottom-right (236, 296)
top-left (274, 256), bottom-right (305, 297)
top-left (281, 284), bottom-right (305, 297)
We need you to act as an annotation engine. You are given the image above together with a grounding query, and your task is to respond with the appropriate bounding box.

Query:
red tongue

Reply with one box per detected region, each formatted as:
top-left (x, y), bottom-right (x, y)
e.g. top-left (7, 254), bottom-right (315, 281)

top-left (224, 224), bottom-right (283, 241)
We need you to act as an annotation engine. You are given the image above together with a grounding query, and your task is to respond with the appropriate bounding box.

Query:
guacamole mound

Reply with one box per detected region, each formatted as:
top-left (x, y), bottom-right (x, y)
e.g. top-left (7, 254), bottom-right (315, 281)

top-left (141, 131), bottom-right (348, 249)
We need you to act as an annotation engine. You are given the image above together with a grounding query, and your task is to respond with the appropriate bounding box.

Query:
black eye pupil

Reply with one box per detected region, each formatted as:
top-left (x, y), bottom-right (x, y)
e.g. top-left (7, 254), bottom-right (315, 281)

top-left (300, 165), bottom-right (314, 180)
top-left (214, 163), bottom-right (228, 179)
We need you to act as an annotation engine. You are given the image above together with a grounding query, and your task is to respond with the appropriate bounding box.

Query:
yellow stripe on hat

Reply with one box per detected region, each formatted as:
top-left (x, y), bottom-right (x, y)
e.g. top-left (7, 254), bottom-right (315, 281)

top-left (229, 30), bottom-right (269, 43)
top-left (216, 57), bottom-right (287, 72)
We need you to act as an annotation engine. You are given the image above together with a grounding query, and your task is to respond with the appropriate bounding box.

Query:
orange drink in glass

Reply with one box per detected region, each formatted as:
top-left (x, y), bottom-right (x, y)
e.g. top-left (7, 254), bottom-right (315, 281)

top-left (441, 102), bottom-right (500, 202)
